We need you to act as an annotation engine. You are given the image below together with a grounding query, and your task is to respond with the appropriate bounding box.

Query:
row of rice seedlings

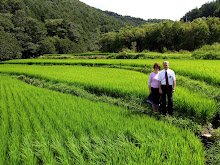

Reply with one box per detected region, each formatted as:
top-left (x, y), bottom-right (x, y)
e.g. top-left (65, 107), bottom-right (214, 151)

top-left (10, 82), bottom-right (37, 164)
top-left (0, 75), bottom-right (205, 164)
top-left (24, 91), bottom-right (73, 164)
top-left (0, 65), bottom-right (217, 123)
top-left (3, 75), bottom-right (102, 164)
top-left (7, 85), bottom-right (23, 164)
top-left (27, 90), bottom-right (82, 164)
top-left (0, 81), bottom-right (10, 164)
top-left (9, 77), bottom-right (60, 164)
top-left (2, 58), bottom-right (219, 85)
top-left (0, 77), bottom-right (52, 164)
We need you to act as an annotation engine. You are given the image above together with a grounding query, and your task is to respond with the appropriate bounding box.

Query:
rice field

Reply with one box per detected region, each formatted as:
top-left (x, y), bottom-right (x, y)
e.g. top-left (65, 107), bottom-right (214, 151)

top-left (0, 75), bottom-right (205, 164)
top-left (0, 64), bottom-right (217, 122)
top-left (0, 58), bottom-right (219, 164)
top-left (2, 59), bottom-right (220, 86)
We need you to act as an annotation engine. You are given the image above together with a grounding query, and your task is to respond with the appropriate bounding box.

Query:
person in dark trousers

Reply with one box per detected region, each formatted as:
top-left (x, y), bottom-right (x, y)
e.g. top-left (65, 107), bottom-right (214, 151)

top-left (158, 61), bottom-right (176, 116)
top-left (147, 63), bottom-right (161, 113)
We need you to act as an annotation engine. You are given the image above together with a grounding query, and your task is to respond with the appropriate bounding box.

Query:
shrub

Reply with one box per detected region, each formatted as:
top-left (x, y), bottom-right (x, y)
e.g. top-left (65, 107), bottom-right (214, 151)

top-left (192, 50), bottom-right (220, 60)
top-left (192, 43), bottom-right (220, 60)
top-left (116, 52), bottom-right (136, 59)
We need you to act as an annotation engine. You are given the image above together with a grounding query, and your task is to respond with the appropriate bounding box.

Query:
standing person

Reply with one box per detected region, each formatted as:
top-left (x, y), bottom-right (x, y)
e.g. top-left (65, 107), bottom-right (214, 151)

top-left (147, 63), bottom-right (161, 112)
top-left (158, 61), bottom-right (176, 116)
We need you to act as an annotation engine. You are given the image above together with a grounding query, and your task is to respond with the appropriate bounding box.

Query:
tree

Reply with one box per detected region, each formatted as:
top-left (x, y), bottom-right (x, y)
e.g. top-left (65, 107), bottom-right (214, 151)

top-left (0, 13), bottom-right (14, 32)
top-left (191, 18), bottom-right (210, 49)
top-left (54, 36), bottom-right (81, 54)
top-left (39, 37), bottom-right (57, 55)
top-left (99, 32), bottom-right (119, 52)
top-left (181, 0), bottom-right (220, 21)
top-left (214, 7), bottom-right (220, 17)
top-left (206, 17), bottom-right (220, 44)
top-left (12, 10), bottom-right (47, 58)
top-left (0, 30), bottom-right (22, 61)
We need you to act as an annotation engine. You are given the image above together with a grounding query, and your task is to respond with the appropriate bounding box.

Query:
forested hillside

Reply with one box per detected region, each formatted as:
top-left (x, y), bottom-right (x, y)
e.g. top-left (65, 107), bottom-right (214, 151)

top-left (99, 17), bottom-right (220, 52)
top-left (99, 1), bottom-right (220, 53)
top-left (0, 0), bottom-right (147, 60)
top-left (1, 0), bottom-right (220, 60)
top-left (181, 0), bottom-right (220, 22)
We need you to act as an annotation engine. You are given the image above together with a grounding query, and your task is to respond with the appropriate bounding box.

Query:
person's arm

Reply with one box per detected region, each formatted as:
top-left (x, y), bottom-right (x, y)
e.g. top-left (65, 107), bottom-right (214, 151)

top-left (159, 81), bottom-right (162, 94)
top-left (172, 71), bottom-right (176, 93)
top-left (148, 74), bottom-right (152, 94)
top-left (172, 80), bottom-right (176, 93)
top-left (157, 72), bottom-right (162, 94)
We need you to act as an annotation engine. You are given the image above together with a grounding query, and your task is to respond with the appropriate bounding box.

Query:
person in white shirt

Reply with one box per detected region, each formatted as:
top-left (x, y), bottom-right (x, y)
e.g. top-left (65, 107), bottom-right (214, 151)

top-left (157, 61), bottom-right (176, 116)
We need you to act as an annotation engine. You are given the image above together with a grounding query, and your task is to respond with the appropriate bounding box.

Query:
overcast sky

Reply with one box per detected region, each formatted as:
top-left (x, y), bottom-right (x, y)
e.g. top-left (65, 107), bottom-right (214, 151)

top-left (80, 0), bottom-right (211, 21)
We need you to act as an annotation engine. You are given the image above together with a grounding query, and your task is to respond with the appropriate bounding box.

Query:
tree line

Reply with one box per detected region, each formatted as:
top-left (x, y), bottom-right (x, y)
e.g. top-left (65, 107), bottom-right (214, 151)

top-left (181, 0), bottom-right (220, 22)
top-left (98, 17), bottom-right (220, 53)
top-left (0, 0), bottom-right (219, 61)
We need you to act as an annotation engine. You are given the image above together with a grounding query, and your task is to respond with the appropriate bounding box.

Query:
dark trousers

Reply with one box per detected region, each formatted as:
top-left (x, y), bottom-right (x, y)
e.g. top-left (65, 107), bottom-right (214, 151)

top-left (161, 85), bottom-right (173, 115)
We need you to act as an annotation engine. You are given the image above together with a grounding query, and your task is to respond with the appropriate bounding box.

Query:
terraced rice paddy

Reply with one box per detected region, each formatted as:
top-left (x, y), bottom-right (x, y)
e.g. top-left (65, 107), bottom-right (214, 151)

top-left (0, 58), bottom-right (219, 164)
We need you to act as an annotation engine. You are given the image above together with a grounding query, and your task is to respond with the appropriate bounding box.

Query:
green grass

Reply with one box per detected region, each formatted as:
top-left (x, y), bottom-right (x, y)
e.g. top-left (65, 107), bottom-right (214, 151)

top-left (0, 64), bottom-right (217, 123)
top-left (43, 53), bottom-right (116, 56)
top-left (0, 75), bottom-right (206, 164)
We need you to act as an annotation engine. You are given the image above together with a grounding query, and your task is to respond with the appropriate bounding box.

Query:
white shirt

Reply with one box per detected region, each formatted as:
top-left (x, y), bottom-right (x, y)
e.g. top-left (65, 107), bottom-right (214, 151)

top-left (157, 69), bottom-right (176, 85)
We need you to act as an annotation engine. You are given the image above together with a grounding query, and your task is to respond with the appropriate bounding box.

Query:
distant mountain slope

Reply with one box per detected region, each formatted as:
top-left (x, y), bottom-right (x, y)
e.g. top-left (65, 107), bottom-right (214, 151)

top-left (0, 0), bottom-right (148, 60)
top-left (20, 0), bottom-right (147, 32)
top-left (181, 0), bottom-right (220, 22)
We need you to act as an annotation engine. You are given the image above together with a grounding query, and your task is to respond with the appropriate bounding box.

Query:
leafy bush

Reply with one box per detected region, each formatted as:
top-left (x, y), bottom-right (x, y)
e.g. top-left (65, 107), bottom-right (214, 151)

top-left (115, 52), bottom-right (136, 59)
top-left (192, 50), bottom-right (220, 60)
top-left (192, 43), bottom-right (220, 60)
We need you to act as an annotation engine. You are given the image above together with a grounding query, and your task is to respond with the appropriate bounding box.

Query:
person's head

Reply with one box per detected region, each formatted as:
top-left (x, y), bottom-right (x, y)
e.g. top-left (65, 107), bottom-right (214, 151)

top-left (153, 63), bottom-right (161, 71)
top-left (163, 61), bottom-right (169, 70)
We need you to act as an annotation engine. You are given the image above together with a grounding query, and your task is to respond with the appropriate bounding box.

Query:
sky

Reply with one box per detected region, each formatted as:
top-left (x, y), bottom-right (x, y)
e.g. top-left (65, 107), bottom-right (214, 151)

top-left (80, 0), bottom-right (211, 21)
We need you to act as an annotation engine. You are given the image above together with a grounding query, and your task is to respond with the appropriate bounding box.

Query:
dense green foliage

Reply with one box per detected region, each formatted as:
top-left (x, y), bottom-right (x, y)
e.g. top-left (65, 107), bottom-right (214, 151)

top-left (0, 0), bottom-right (147, 60)
top-left (181, 0), bottom-right (220, 22)
top-left (0, 0), bottom-right (219, 60)
top-left (0, 30), bottom-right (22, 60)
top-left (99, 18), bottom-right (220, 52)
top-left (39, 43), bottom-right (220, 60)
top-left (192, 42), bottom-right (220, 59)
top-left (0, 75), bottom-right (206, 164)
